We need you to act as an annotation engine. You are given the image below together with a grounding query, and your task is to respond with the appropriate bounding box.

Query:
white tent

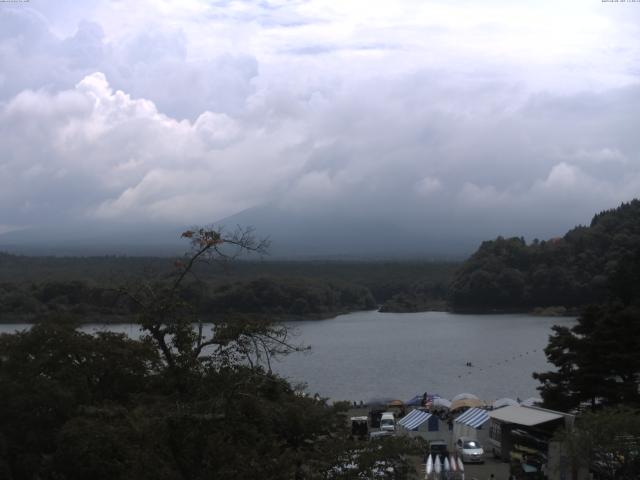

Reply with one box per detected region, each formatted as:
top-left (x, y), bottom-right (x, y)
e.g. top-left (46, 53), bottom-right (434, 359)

top-left (453, 407), bottom-right (490, 447)
top-left (493, 398), bottom-right (519, 409)
top-left (520, 397), bottom-right (543, 407)
top-left (451, 393), bottom-right (479, 402)
top-left (432, 397), bottom-right (452, 409)
top-left (397, 409), bottom-right (447, 442)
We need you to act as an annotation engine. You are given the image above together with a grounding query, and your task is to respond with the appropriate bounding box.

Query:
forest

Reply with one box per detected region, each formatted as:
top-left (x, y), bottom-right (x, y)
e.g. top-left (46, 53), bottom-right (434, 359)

top-left (0, 254), bottom-right (456, 322)
top-left (449, 200), bottom-right (640, 312)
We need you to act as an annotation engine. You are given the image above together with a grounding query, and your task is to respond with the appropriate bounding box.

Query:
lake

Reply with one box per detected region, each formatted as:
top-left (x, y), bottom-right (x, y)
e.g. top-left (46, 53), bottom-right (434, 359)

top-left (0, 311), bottom-right (574, 403)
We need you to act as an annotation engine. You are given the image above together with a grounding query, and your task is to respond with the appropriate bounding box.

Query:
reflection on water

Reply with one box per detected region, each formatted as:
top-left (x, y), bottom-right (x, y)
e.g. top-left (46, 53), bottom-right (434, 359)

top-left (0, 311), bottom-right (574, 402)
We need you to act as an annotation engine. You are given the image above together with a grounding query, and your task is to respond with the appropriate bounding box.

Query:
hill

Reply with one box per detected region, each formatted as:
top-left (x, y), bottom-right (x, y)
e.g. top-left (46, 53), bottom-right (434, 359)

top-left (449, 199), bottom-right (640, 312)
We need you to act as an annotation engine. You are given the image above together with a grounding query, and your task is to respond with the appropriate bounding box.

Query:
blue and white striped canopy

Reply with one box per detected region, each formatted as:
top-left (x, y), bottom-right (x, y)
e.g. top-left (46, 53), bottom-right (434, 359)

top-left (398, 409), bottom-right (432, 431)
top-left (454, 408), bottom-right (489, 428)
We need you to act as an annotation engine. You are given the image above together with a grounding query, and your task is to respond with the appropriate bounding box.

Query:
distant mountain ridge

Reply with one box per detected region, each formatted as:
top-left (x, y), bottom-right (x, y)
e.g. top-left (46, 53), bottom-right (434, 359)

top-left (0, 205), bottom-right (480, 258)
top-left (0, 222), bottom-right (186, 256)
top-left (449, 199), bottom-right (640, 311)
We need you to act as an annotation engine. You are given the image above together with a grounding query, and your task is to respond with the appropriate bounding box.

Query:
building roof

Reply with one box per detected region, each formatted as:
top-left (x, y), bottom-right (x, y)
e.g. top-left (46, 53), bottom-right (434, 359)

top-left (454, 408), bottom-right (489, 428)
top-left (398, 409), bottom-right (432, 430)
top-left (488, 405), bottom-right (563, 426)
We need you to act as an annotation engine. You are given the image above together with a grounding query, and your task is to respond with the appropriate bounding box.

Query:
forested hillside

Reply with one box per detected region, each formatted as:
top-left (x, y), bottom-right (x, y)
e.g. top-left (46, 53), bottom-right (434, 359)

top-left (449, 200), bottom-right (640, 311)
top-left (0, 254), bottom-right (456, 321)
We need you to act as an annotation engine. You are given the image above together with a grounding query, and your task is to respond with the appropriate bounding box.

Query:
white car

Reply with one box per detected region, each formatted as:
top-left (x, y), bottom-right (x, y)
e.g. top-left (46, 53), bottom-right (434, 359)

top-left (379, 412), bottom-right (396, 432)
top-left (455, 437), bottom-right (484, 463)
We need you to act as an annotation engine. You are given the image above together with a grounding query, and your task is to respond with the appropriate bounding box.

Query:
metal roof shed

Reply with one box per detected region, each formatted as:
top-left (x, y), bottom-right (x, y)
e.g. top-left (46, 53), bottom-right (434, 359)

top-left (488, 406), bottom-right (563, 426)
top-left (487, 405), bottom-right (573, 469)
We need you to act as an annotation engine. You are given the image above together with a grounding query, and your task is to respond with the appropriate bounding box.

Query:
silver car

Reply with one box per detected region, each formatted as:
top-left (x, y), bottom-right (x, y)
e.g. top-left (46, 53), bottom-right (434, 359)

top-left (455, 437), bottom-right (484, 463)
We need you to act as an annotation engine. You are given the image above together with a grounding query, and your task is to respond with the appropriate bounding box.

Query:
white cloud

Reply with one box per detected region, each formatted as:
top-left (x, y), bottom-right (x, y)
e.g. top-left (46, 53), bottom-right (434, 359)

top-left (415, 177), bottom-right (442, 196)
top-left (0, 72), bottom-right (307, 226)
top-left (1, 0), bottom-right (640, 245)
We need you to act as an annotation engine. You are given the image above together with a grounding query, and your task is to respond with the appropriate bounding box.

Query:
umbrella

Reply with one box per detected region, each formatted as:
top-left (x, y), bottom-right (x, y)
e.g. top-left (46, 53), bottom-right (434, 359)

top-left (493, 397), bottom-right (518, 409)
top-left (443, 456), bottom-right (450, 472)
top-left (432, 398), bottom-right (452, 409)
top-left (425, 454), bottom-right (433, 478)
top-left (451, 393), bottom-right (479, 402)
top-left (434, 455), bottom-right (441, 475)
top-left (457, 456), bottom-right (464, 480)
top-left (450, 398), bottom-right (484, 411)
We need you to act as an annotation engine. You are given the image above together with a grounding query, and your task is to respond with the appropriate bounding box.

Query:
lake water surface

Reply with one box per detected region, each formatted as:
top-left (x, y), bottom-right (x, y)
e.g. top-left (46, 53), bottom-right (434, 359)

top-left (0, 311), bottom-right (574, 403)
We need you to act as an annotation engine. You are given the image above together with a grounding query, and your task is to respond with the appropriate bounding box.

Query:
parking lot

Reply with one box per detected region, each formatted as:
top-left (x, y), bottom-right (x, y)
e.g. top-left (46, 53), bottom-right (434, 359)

top-left (464, 457), bottom-right (510, 480)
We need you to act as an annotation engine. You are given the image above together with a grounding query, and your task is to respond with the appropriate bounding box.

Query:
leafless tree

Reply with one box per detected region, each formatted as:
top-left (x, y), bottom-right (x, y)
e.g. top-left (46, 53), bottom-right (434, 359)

top-left (118, 225), bottom-right (306, 378)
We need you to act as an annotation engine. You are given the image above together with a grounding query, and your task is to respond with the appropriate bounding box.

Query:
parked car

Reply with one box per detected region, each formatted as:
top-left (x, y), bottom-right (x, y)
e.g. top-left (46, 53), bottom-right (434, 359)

top-left (380, 412), bottom-right (396, 432)
top-left (455, 437), bottom-right (484, 463)
top-left (350, 416), bottom-right (368, 438)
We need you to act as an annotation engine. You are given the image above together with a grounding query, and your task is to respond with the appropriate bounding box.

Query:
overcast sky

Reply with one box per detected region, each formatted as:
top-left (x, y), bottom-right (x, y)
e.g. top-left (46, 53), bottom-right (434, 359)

top-left (1, 0), bottom-right (640, 244)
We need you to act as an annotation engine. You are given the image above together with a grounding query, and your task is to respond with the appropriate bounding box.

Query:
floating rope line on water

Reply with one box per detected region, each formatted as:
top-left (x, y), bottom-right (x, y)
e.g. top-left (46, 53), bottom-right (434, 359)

top-left (456, 349), bottom-right (539, 378)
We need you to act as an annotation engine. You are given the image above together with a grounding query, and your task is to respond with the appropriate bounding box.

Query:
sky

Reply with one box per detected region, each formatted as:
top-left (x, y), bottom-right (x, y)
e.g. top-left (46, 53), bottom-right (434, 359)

top-left (1, 0), bottom-right (640, 252)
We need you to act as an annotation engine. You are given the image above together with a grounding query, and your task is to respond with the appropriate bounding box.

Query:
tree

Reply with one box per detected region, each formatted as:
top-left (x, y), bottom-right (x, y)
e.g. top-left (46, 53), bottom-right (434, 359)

top-left (533, 304), bottom-right (640, 411)
top-left (0, 226), bottom-right (422, 480)
top-left (0, 321), bottom-right (160, 479)
top-left (450, 199), bottom-right (640, 311)
top-left (552, 408), bottom-right (640, 480)
top-left (116, 226), bottom-right (308, 385)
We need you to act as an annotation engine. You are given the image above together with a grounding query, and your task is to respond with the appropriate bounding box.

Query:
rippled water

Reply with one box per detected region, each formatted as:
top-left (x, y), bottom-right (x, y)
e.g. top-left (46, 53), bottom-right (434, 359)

top-left (275, 311), bottom-right (575, 402)
top-left (0, 311), bottom-right (574, 403)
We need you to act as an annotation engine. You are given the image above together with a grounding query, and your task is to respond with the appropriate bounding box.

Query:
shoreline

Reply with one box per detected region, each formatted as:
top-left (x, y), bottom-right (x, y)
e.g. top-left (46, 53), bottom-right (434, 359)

top-left (0, 305), bottom-right (579, 325)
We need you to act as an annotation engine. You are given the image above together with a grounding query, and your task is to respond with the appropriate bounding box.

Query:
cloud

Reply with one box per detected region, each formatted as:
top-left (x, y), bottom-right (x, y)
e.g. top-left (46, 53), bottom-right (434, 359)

top-left (415, 177), bottom-right (443, 197)
top-left (0, 5), bottom-right (259, 120)
top-left (1, 0), bottom-right (640, 248)
top-left (0, 72), bottom-right (304, 226)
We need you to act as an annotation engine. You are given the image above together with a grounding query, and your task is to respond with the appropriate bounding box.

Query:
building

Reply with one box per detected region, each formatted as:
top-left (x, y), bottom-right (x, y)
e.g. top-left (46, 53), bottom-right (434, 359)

top-left (487, 405), bottom-right (579, 480)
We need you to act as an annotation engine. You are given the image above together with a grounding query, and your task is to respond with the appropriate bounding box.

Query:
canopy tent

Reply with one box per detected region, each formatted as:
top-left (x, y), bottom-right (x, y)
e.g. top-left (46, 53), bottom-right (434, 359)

top-left (520, 397), bottom-right (543, 407)
top-left (455, 408), bottom-right (489, 429)
top-left (451, 398), bottom-right (484, 411)
top-left (493, 398), bottom-right (519, 409)
top-left (451, 393), bottom-right (479, 402)
top-left (405, 393), bottom-right (445, 408)
top-left (432, 398), bottom-right (452, 409)
top-left (453, 407), bottom-right (490, 446)
top-left (398, 409), bottom-right (432, 431)
top-left (398, 409), bottom-right (445, 442)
